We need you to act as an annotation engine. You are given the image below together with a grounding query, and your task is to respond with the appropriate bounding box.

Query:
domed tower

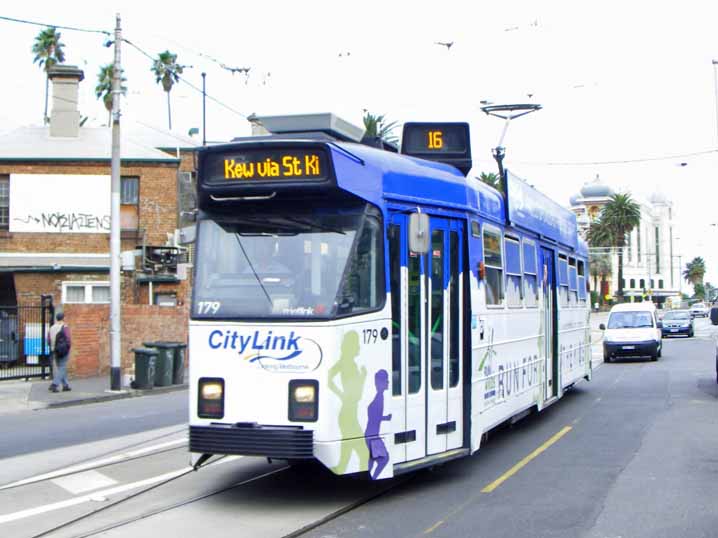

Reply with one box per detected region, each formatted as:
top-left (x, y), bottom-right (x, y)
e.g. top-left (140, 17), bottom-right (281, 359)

top-left (569, 174), bottom-right (615, 236)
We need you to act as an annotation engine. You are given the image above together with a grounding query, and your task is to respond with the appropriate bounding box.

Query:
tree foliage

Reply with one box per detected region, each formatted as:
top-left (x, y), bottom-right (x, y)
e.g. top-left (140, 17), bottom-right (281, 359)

top-left (586, 194), bottom-right (641, 301)
top-left (32, 27), bottom-right (66, 124)
top-left (478, 172), bottom-right (503, 193)
top-left (683, 257), bottom-right (706, 298)
top-left (151, 50), bottom-right (184, 130)
top-left (95, 63), bottom-right (127, 126)
top-left (362, 112), bottom-right (398, 145)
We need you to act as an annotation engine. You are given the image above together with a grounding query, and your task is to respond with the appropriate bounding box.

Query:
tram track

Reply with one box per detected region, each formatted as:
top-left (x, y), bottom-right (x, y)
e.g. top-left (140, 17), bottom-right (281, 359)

top-left (23, 455), bottom-right (414, 538)
top-left (0, 426), bottom-right (188, 492)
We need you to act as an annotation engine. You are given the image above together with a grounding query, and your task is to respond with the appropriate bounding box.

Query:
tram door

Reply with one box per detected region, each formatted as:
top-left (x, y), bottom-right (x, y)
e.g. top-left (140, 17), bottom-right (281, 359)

top-left (389, 215), bottom-right (464, 463)
top-left (540, 247), bottom-right (559, 399)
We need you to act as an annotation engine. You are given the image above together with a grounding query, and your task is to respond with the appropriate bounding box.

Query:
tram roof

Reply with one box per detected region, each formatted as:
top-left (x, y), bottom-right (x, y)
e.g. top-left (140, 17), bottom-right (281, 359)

top-left (332, 142), bottom-right (505, 223)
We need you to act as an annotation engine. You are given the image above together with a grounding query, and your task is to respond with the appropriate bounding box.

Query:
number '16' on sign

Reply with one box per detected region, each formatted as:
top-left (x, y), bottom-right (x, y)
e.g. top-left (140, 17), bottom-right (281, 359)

top-left (427, 130), bottom-right (443, 149)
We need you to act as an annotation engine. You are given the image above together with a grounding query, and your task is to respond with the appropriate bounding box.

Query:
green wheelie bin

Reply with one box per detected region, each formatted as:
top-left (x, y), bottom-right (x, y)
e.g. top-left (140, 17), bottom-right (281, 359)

top-left (171, 343), bottom-right (187, 385)
top-left (132, 348), bottom-right (158, 389)
top-left (143, 341), bottom-right (174, 387)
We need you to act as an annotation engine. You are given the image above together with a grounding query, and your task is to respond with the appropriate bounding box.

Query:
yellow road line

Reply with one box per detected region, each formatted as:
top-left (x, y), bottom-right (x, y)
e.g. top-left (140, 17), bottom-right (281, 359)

top-left (481, 425), bottom-right (572, 493)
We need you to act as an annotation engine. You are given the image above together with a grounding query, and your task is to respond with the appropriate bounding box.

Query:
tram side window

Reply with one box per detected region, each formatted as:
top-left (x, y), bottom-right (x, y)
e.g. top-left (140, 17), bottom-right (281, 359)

top-left (568, 258), bottom-right (578, 306)
top-left (483, 227), bottom-right (504, 306)
top-left (523, 240), bottom-right (538, 307)
top-left (577, 260), bottom-right (587, 305)
top-left (558, 254), bottom-right (569, 307)
top-left (504, 236), bottom-right (522, 308)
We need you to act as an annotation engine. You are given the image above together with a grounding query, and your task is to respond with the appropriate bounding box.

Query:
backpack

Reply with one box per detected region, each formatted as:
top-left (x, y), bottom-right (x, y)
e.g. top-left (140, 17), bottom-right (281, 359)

top-left (55, 326), bottom-right (70, 357)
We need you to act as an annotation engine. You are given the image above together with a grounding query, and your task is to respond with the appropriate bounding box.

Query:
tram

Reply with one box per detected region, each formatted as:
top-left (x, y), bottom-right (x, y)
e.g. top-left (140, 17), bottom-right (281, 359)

top-left (188, 114), bottom-right (591, 480)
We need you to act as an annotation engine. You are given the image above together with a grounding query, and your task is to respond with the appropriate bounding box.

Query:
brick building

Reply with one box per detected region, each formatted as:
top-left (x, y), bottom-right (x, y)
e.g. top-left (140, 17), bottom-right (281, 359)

top-left (0, 65), bottom-right (199, 379)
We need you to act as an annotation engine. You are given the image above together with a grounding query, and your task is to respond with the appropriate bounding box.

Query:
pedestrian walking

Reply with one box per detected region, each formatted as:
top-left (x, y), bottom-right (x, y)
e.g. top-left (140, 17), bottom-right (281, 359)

top-left (47, 312), bottom-right (72, 392)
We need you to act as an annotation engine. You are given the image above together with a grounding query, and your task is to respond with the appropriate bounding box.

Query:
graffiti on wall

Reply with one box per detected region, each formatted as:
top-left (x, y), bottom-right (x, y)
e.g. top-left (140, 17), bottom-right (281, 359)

top-left (9, 174), bottom-right (111, 234)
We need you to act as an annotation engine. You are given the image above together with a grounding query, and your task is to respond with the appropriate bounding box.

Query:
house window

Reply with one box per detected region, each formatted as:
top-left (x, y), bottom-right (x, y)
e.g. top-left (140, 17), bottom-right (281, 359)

top-left (630, 278), bottom-right (636, 289)
top-left (154, 292), bottom-right (177, 307)
top-left (0, 175), bottom-right (8, 230)
top-left (121, 176), bottom-right (139, 231)
top-left (62, 281), bottom-right (110, 304)
top-left (658, 279), bottom-right (664, 289)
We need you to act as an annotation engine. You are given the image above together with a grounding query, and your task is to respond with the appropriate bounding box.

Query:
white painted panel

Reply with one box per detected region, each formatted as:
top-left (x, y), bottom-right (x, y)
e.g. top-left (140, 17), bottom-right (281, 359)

top-left (51, 470), bottom-right (117, 495)
top-left (9, 174), bottom-right (110, 233)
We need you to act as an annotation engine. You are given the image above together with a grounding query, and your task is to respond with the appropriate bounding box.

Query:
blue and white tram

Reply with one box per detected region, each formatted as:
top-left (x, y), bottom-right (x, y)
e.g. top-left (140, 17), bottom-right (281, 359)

top-left (188, 118), bottom-right (591, 480)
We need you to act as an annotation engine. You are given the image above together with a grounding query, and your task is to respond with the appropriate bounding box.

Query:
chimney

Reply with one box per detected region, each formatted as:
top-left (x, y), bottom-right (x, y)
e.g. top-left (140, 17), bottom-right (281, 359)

top-left (48, 65), bottom-right (84, 138)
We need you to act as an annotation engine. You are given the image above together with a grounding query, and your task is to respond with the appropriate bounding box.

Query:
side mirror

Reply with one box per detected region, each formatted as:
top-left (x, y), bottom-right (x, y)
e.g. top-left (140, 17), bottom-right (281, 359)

top-left (599, 323), bottom-right (606, 331)
top-left (656, 321), bottom-right (662, 329)
top-left (408, 212), bottom-right (429, 254)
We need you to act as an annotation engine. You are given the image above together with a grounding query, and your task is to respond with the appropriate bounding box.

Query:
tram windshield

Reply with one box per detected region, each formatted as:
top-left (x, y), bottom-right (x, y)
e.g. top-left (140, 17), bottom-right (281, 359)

top-left (192, 205), bottom-right (384, 319)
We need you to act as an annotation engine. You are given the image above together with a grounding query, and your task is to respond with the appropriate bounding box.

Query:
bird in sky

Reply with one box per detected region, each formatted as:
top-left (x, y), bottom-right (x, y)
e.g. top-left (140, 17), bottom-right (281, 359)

top-left (434, 41), bottom-right (454, 50)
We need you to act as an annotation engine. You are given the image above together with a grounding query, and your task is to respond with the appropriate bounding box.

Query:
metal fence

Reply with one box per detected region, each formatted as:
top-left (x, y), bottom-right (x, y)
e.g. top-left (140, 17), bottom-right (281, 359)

top-left (0, 296), bottom-right (54, 381)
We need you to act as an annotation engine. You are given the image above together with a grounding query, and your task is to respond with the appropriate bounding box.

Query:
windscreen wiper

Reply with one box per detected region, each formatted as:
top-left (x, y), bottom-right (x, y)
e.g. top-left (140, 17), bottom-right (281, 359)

top-left (234, 234), bottom-right (273, 307)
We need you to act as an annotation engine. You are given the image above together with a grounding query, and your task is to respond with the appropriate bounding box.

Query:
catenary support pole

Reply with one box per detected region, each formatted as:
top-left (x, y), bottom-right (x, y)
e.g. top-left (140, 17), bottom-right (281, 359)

top-left (110, 13), bottom-right (123, 391)
top-left (202, 72), bottom-right (207, 146)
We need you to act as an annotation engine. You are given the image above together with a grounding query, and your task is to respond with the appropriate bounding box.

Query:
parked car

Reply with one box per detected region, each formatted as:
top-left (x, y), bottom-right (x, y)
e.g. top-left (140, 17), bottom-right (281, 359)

top-left (689, 302), bottom-right (709, 318)
top-left (661, 309), bottom-right (694, 337)
top-left (600, 302), bottom-right (662, 362)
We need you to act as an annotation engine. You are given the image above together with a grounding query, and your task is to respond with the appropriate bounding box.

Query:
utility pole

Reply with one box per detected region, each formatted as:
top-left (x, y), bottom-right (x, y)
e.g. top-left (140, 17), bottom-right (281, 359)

top-left (201, 72), bottom-right (207, 146)
top-left (713, 60), bottom-right (718, 146)
top-left (110, 14), bottom-right (122, 391)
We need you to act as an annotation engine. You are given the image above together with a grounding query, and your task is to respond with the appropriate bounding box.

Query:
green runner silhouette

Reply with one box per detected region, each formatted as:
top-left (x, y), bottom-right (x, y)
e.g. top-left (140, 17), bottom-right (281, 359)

top-left (328, 330), bottom-right (369, 474)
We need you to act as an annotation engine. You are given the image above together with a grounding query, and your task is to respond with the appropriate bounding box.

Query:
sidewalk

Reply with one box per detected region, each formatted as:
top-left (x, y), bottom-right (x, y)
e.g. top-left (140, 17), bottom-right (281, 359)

top-left (0, 375), bottom-right (187, 415)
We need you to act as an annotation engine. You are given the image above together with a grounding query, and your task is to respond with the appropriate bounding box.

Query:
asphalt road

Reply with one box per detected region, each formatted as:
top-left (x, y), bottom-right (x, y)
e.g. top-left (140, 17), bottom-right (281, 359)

top-left (305, 333), bottom-right (718, 538)
top-left (0, 390), bottom-right (187, 459)
top-left (1, 326), bottom-right (716, 538)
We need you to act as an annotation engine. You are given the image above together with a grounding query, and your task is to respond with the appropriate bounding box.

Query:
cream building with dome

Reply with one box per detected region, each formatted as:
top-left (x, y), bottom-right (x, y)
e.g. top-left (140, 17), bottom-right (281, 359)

top-left (569, 176), bottom-right (681, 306)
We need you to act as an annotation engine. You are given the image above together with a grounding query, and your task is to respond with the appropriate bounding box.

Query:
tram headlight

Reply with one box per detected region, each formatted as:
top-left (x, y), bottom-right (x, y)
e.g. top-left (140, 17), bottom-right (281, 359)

top-left (198, 377), bottom-right (225, 419)
top-left (294, 385), bottom-right (316, 403)
top-left (288, 380), bottom-right (319, 422)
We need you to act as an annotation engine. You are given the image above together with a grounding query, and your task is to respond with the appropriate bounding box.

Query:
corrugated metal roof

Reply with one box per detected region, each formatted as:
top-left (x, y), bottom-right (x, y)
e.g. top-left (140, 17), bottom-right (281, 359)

top-left (0, 126), bottom-right (184, 162)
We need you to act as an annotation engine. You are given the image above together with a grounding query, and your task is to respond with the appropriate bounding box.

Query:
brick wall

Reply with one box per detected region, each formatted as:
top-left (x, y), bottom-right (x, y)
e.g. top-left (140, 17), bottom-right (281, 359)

top-left (63, 303), bottom-right (189, 378)
top-left (0, 160), bottom-right (179, 248)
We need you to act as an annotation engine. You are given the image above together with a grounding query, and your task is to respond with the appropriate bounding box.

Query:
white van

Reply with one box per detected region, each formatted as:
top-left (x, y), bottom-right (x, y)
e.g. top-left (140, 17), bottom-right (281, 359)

top-left (599, 302), bottom-right (662, 362)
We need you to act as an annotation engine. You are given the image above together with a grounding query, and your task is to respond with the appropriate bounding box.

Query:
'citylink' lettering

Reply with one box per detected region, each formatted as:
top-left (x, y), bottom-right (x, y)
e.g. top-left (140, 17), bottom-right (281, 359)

top-left (208, 330), bottom-right (300, 354)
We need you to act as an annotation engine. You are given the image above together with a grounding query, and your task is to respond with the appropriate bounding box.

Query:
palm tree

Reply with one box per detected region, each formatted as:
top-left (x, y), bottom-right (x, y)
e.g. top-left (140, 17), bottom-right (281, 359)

top-left (589, 251), bottom-right (612, 301)
top-left (683, 257), bottom-right (706, 297)
top-left (95, 63), bottom-right (127, 126)
top-left (597, 193), bottom-right (641, 301)
top-left (32, 27), bottom-right (66, 124)
top-left (362, 112), bottom-right (398, 145)
top-left (586, 218), bottom-right (614, 301)
top-left (151, 50), bottom-right (184, 130)
top-left (478, 172), bottom-right (503, 193)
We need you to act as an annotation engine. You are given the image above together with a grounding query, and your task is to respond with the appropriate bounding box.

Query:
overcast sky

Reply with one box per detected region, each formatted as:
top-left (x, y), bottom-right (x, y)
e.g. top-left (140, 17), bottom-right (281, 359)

top-left (2, 1), bottom-right (718, 287)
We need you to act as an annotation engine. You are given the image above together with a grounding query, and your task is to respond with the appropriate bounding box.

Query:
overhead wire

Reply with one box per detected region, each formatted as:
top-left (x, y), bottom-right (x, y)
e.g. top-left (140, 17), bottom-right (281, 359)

top-left (0, 14), bottom-right (251, 124)
top-left (0, 14), bottom-right (110, 35)
top-left (122, 38), bottom-right (250, 121)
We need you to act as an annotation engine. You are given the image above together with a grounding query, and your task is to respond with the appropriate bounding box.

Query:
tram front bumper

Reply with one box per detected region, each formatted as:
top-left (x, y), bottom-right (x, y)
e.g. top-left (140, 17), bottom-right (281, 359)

top-left (189, 423), bottom-right (314, 459)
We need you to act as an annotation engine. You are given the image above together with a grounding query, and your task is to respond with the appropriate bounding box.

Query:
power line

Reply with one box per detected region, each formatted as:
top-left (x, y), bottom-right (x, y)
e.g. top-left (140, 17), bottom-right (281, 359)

top-left (515, 148), bottom-right (718, 167)
top-left (122, 38), bottom-right (250, 121)
top-left (0, 14), bottom-right (110, 35)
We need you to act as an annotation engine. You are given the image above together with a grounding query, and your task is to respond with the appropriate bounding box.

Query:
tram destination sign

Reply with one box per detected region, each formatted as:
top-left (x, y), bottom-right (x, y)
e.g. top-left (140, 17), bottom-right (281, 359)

top-left (203, 147), bottom-right (330, 183)
top-left (400, 122), bottom-right (472, 175)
